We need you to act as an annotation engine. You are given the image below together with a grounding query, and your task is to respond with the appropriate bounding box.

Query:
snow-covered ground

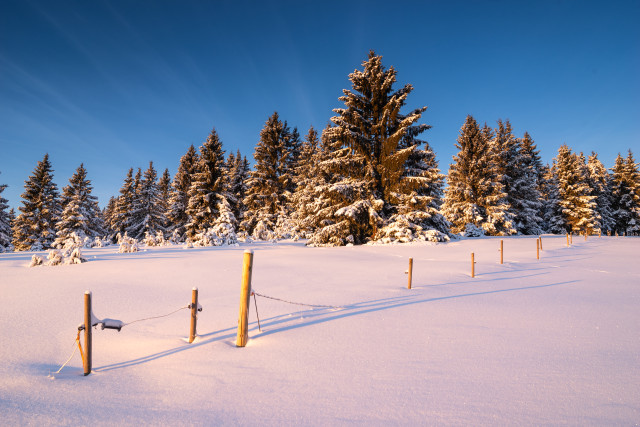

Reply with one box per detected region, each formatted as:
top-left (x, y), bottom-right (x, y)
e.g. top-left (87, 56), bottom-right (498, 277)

top-left (0, 236), bottom-right (638, 426)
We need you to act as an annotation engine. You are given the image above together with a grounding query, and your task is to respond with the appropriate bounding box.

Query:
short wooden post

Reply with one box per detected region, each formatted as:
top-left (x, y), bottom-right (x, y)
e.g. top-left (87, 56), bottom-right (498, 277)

top-left (83, 291), bottom-right (92, 376)
top-left (471, 252), bottom-right (475, 278)
top-left (500, 240), bottom-right (503, 264)
top-left (566, 233), bottom-right (569, 247)
top-left (236, 250), bottom-right (254, 348)
top-left (189, 287), bottom-right (198, 344)
top-left (570, 234), bottom-right (573, 244)
top-left (407, 258), bottom-right (413, 289)
top-left (539, 236), bottom-right (543, 250)
top-left (584, 232), bottom-right (587, 241)
top-left (536, 238), bottom-right (540, 260)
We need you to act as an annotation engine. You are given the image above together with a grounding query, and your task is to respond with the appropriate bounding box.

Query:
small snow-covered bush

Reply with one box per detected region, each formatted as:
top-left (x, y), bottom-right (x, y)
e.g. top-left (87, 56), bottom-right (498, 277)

top-left (29, 254), bottom-right (44, 267)
top-left (187, 224), bottom-right (238, 248)
top-left (118, 235), bottom-right (139, 253)
top-left (274, 215), bottom-right (300, 240)
top-left (251, 220), bottom-right (276, 241)
top-left (46, 249), bottom-right (64, 266)
top-left (55, 232), bottom-right (95, 254)
top-left (169, 229), bottom-right (183, 244)
top-left (143, 231), bottom-right (159, 247)
top-left (29, 247), bottom-right (88, 267)
top-left (67, 247), bottom-right (87, 264)
top-left (463, 223), bottom-right (485, 238)
top-left (91, 236), bottom-right (111, 248)
top-left (373, 214), bottom-right (450, 244)
top-left (236, 232), bottom-right (252, 243)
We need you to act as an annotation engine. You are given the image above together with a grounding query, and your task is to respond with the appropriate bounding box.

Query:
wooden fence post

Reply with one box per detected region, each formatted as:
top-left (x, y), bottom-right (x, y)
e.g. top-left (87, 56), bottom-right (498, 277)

top-left (536, 238), bottom-right (540, 260)
top-left (189, 287), bottom-right (198, 344)
top-left (236, 250), bottom-right (254, 348)
top-left (83, 291), bottom-right (92, 376)
top-left (471, 252), bottom-right (475, 278)
top-left (570, 234), bottom-right (573, 245)
top-left (500, 240), bottom-right (503, 265)
top-left (539, 236), bottom-right (543, 250)
top-left (566, 233), bottom-right (569, 247)
top-left (407, 258), bottom-right (413, 289)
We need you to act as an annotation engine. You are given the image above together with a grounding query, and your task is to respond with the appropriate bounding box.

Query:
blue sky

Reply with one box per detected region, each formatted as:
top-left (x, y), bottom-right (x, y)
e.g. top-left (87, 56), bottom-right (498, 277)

top-left (1, 0), bottom-right (638, 209)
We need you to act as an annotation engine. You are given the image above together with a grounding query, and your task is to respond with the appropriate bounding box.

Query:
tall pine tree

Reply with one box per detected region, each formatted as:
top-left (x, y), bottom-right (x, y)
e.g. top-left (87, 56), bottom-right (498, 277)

top-left (306, 124), bottom-right (376, 246)
top-left (225, 150), bottom-right (250, 228)
top-left (0, 173), bottom-right (12, 250)
top-left (54, 163), bottom-right (104, 246)
top-left (610, 150), bottom-right (640, 234)
top-left (442, 116), bottom-right (514, 235)
top-left (309, 51), bottom-right (435, 245)
top-left (167, 145), bottom-right (199, 239)
top-left (509, 132), bottom-right (544, 234)
top-left (291, 126), bottom-right (322, 237)
top-left (241, 112), bottom-right (294, 239)
top-left (128, 162), bottom-right (166, 240)
top-left (103, 196), bottom-right (117, 236)
top-left (185, 128), bottom-right (235, 241)
top-left (112, 168), bottom-right (135, 238)
top-left (125, 167), bottom-right (146, 239)
top-left (12, 154), bottom-right (60, 250)
top-left (549, 145), bottom-right (597, 234)
top-left (157, 168), bottom-right (172, 235)
top-left (586, 152), bottom-right (614, 234)
top-left (377, 140), bottom-right (449, 242)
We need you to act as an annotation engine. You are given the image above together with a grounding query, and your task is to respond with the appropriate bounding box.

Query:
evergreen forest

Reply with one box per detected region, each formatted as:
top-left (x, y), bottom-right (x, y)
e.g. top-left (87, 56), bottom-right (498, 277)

top-left (2, 51), bottom-right (639, 253)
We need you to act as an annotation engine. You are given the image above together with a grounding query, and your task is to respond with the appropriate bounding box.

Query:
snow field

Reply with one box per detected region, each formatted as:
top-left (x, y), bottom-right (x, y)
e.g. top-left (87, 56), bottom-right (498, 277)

top-left (0, 236), bottom-right (638, 426)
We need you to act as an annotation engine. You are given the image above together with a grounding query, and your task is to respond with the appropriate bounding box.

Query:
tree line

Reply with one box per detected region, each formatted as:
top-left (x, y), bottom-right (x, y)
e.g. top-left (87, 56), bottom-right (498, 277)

top-left (1, 51), bottom-right (639, 252)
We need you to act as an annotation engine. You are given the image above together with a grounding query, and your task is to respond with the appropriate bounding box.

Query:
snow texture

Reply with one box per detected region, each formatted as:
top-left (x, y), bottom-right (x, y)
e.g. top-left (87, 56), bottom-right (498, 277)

top-left (1, 236), bottom-right (638, 425)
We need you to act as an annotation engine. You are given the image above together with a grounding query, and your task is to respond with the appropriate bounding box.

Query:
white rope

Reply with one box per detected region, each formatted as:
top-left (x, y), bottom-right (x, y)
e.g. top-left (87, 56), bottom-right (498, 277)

top-left (52, 335), bottom-right (79, 375)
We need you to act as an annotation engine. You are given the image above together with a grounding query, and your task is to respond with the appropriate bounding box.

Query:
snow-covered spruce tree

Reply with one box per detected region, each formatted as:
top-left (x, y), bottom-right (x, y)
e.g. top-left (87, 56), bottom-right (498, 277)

top-left (53, 164), bottom-right (104, 247)
top-left (517, 132), bottom-right (545, 234)
top-left (157, 168), bottom-right (172, 235)
top-left (241, 112), bottom-right (294, 240)
top-left (586, 152), bottom-right (614, 234)
top-left (490, 119), bottom-right (540, 234)
top-left (507, 132), bottom-right (544, 234)
top-left (112, 168), bottom-right (136, 238)
top-left (12, 154), bottom-right (61, 251)
top-left (124, 168), bottom-right (144, 239)
top-left (550, 145), bottom-right (597, 234)
top-left (127, 162), bottom-right (166, 240)
top-left (377, 139), bottom-right (449, 243)
top-left (225, 150), bottom-right (250, 228)
top-left (0, 174), bottom-right (12, 250)
top-left (102, 196), bottom-right (117, 236)
top-left (305, 124), bottom-right (378, 246)
top-left (442, 116), bottom-right (514, 236)
top-left (624, 150), bottom-right (640, 234)
top-left (167, 145), bottom-right (199, 240)
top-left (291, 126), bottom-right (322, 236)
top-left (610, 151), bottom-right (640, 234)
top-left (185, 127), bottom-right (237, 244)
top-left (285, 127), bottom-right (301, 197)
top-left (491, 119), bottom-right (519, 199)
top-left (309, 51), bottom-right (438, 245)
top-left (541, 163), bottom-right (564, 233)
